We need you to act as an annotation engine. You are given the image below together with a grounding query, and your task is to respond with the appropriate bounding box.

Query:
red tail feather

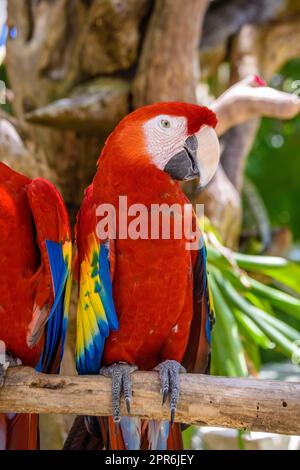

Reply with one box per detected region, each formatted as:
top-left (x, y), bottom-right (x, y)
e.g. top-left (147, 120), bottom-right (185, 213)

top-left (167, 423), bottom-right (184, 449)
top-left (5, 414), bottom-right (39, 450)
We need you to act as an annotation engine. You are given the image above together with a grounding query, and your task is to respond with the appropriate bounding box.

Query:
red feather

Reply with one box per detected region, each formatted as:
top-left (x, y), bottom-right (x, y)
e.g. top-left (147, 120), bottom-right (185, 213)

top-left (0, 163), bottom-right (71, 449)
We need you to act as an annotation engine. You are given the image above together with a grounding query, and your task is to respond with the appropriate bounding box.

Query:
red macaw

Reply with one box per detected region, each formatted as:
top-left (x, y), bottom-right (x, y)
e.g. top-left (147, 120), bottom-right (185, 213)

top-left (0, 163), bottom-right (72, 450)
top-left (65, 102), bottom-right (219, 451)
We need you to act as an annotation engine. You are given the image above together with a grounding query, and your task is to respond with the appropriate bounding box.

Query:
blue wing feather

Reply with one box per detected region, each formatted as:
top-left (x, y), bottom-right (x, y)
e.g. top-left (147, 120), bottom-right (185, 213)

top-left (36, 240), bottom-right (71, 373)
top-left (199, 236), bottom-right (213, 345)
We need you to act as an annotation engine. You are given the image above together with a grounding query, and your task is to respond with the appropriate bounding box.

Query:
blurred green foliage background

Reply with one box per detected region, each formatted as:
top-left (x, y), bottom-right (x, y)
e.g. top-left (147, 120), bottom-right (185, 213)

top-left (247, 59), bottom-right (300, 243)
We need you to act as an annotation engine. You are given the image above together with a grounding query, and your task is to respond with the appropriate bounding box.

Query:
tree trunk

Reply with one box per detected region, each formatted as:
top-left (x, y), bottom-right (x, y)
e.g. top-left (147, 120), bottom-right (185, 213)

top-left (133, 0), bottom-right (208, 106)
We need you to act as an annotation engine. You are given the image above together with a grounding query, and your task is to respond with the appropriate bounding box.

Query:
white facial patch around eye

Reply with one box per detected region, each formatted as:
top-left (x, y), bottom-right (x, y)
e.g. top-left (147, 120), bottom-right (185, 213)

top-left (143, 115), bottom-right (188, 170)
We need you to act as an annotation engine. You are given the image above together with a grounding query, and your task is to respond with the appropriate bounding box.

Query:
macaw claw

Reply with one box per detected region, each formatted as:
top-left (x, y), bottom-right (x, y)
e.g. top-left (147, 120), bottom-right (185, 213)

top-left (100, 362), bottom-right (138, 424)
top-left (154, 360), bottom-right (186, 424)
top-left (0, 351), bottom-right (22, 388)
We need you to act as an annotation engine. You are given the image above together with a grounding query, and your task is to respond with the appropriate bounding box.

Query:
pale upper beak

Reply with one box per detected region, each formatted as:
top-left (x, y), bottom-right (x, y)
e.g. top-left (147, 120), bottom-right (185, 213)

top-left (195, 125), bottom-right (220, 187)
top-left (164, 125), bottom-right (220, 186)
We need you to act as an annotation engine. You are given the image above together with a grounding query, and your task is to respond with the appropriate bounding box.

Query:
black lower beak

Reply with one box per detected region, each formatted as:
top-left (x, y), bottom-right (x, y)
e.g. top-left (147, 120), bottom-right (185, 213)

top-left (164, 135), bottom-right (200, 181)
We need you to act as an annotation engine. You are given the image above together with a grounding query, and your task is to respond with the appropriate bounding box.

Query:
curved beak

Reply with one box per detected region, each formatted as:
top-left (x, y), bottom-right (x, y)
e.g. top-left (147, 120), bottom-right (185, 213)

top-left (164, 125), bottom-right (220, 186)
top-left (195, 125), bottom-right (220, 187)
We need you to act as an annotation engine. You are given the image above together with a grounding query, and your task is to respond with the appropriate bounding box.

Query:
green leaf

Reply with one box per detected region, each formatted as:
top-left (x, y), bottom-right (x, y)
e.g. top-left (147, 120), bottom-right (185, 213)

top-left (242, 338), bottom-right (261, 372)
top-left (233, 253), bottom-right (300, 295)
top-left (207, 245), bottom-right (231, 270)
top-left (251, 308), bottom-right (299, 342)
top-left (223, 267), bottom-right (300, 321)
top-left (182, 426), bottom-right (195, 450)
top-left (216, 275), bottom-right (300, 358)
top-left (244, 292), bottom-right (275, 315)
top-left (242, 292), bottom-right (300, 341)
top-left (210, 274), bottom-right (248, 377)
top-left (211, 329), bottom-right (237, 376)
top-left (206, 231), bottom-right (300, 374)
top-left (264, 265), bottom-right (300, 296)
top-left (233, 253), bottom-right (289, 270)
top-left (232, 309), bottom-right (275, 349)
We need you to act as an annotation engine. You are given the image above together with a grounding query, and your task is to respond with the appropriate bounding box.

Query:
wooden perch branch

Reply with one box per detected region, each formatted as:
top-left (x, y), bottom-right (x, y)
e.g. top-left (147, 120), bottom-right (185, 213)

top-left (212, 76), bottom-right (300, 136)
top-left (1, 367), bottom-right (299, 435)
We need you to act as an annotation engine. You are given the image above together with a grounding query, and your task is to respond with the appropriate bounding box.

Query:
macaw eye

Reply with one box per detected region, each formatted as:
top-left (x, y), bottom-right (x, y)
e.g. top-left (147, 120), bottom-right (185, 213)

top-left (160, 119), bottom-right (171, 129)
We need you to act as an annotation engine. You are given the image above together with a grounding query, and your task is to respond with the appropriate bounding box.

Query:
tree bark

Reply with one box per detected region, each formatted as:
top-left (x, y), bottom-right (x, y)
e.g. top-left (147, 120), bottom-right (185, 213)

top-left (5, 0), bottom-right (149, 205)
top-left (133, 0), bottom-right (209, 106)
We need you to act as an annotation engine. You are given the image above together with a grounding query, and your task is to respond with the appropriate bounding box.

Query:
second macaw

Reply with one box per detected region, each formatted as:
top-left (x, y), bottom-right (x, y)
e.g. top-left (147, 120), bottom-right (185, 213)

top-left (65, 102), bottom-right (219, 450)
top-left (0, 163), bottom-right (72, 449)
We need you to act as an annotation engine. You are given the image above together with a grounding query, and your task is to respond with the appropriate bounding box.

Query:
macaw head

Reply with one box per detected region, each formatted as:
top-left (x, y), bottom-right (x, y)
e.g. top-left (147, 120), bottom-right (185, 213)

top-left (104, 102), bottom-right (220, 188)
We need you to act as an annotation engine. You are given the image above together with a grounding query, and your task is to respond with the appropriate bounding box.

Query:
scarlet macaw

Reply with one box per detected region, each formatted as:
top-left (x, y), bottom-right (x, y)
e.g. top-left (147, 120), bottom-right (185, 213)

top-left (0, 163), bottom-right (72, 450)
top-left (66, 102), bottom-right (219, 450)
